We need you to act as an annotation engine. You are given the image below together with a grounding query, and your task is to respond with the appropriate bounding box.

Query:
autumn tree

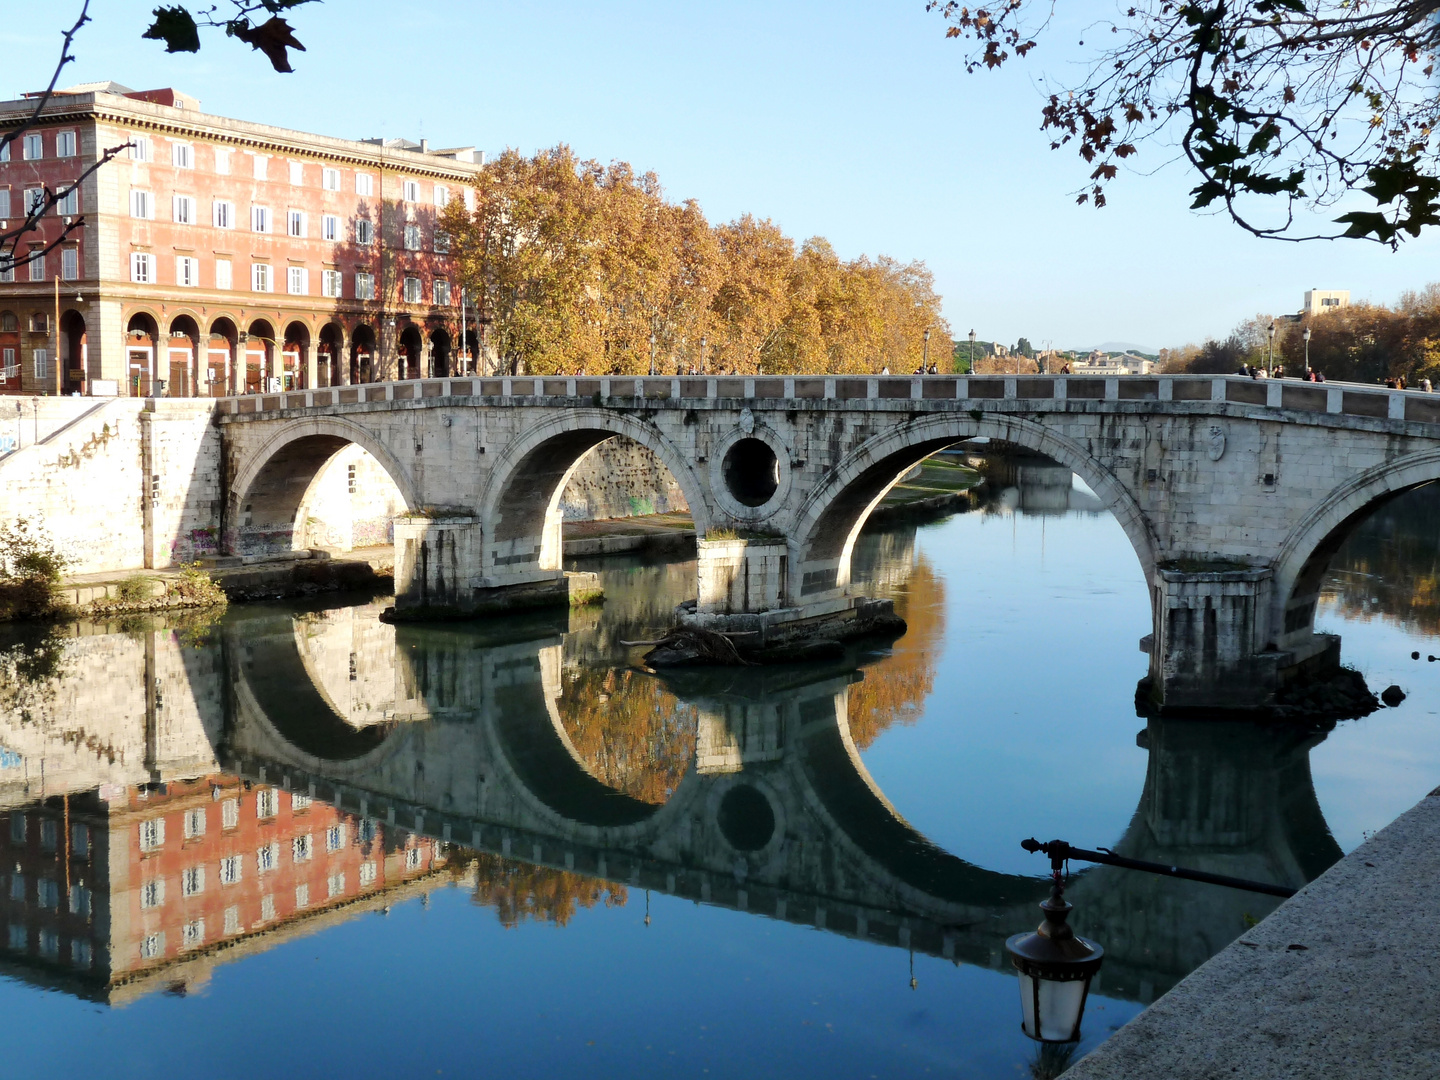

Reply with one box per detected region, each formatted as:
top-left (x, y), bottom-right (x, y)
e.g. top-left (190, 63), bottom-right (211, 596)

top-left (443, 148), bottom-right (950, 376)
top-left (932, 0), bottom-right (1440, 244)
top-left (467, 853), bottom-right (627, 929)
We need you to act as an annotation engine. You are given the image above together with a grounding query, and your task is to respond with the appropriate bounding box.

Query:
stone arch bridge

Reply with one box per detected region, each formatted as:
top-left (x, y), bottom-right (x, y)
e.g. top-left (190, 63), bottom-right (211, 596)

top-left (218, 372), bottom-right (1440, 710)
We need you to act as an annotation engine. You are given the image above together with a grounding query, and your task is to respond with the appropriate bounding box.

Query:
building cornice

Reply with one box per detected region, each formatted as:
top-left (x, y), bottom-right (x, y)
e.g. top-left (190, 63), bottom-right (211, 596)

top-left (0, 93), bottom-right (485, 184)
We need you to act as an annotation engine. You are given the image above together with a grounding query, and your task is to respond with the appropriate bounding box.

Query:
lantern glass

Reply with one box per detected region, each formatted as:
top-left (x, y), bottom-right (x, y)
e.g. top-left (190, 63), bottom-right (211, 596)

top-left (1016, 969), bottom-right (1091, 1042)
top-left (1006, 884), bottom-right (1103, 1044)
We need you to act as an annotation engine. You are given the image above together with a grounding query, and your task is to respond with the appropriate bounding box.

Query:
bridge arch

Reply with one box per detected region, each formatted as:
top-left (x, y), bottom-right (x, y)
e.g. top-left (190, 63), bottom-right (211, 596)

top-left (227, 416), bottom-right (417, 556)
top-left (790, 413), bottom-right (1159, 601)
top-left (1273, 448), bottom-right (1440, 645)
top-left (479, 409), bottom-right (712, 577)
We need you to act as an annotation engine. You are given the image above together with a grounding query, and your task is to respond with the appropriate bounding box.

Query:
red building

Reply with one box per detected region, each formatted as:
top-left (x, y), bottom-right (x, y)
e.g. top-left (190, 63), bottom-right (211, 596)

top-left (0, 776), bottom-right (450, 1002)
top-left (0, 81), bottom-right (483, 397)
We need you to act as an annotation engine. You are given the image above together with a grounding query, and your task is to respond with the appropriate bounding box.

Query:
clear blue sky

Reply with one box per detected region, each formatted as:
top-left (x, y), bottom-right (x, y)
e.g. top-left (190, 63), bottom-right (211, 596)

top-left (9, 0), bottom-right (1438, 352)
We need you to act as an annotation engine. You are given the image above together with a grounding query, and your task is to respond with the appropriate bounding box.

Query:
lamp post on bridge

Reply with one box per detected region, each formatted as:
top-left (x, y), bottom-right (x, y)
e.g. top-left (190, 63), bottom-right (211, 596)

top-left (968, 329), bottom-right (976, 374)
top-left (923, 327), bottom-right (931, 371)
top-left (649, 331), bottom-right (656, 377)
top-left (1268, 319), bottom-right (1277, 375)
top-left (1304, 325), bottom-right (1312, 379)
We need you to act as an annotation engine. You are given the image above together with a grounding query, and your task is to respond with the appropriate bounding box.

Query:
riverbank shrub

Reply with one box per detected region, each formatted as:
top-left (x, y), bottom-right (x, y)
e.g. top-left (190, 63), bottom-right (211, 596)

top-left (0, 519), bottom-right (69, 621)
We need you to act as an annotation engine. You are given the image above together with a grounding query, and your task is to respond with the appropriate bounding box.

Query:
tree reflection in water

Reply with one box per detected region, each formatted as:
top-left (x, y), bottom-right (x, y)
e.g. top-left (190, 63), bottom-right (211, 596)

top-left (558, 667), bottom-right (699, 804)
top-left (463, 853), bottom-right (629, 928)
top-left (1321, 482), bottom-right (1440, 634)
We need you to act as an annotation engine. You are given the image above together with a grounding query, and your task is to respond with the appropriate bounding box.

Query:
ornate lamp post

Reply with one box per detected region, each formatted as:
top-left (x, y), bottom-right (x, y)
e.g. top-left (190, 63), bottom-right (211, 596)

top-left (968, 329), bottom-right (976, 374)
top-left (1267, 319), bottom-right (1277, 374)
top-left (923, 327), bottom-right (931, 371)
top-left (649, 331), bottom-right (657, 377)
top-left (1304, 325), bottom-right (1312, 378)
top-left (1006, 841), bottom-right (1104, 1043)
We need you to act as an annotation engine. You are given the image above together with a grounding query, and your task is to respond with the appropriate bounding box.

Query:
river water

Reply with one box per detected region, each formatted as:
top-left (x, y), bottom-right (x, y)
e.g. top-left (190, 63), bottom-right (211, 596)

top-left (3, 467), bottom-right (1439, 1079)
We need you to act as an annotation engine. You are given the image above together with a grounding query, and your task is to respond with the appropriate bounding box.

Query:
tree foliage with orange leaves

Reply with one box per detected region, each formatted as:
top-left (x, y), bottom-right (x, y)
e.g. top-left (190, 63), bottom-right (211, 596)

top-left (442, 146), bottom-right (949, 376)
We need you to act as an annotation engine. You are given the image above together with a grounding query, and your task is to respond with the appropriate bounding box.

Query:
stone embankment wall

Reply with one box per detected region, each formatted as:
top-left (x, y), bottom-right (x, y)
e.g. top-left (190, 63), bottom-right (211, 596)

top-left (559, 438), bottom-right (690, 520)
top-left (0, 397), bottom-right (220, 574)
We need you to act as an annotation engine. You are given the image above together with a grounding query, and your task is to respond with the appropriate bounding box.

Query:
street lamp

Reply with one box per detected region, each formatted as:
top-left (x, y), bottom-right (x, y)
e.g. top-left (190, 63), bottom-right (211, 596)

top-left (649, 331), bottom-right (657, 377)
top-left (1303, 326), bottom-right (1312, 378)
top-left (699, 334), bottom-right (707, 376)
top-left (1267, 319), bottom-right (1276, 374)
top-left (1006, 841), bottom-right (1104, 1043)
top-left (968, 329), bottom-right (976, 375)
top-left (923, 327), bottom-right (931, 372)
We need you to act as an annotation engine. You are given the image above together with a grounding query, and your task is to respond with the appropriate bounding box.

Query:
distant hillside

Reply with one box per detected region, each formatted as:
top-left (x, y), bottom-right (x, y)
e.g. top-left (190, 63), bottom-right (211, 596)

top-left (1085, 341), bottom-right (1158, 356)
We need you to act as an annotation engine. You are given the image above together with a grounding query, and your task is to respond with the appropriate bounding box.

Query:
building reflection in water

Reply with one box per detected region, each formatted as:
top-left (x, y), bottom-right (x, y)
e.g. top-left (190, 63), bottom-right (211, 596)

top-left (0, 457), bottom-right (1386, 1010)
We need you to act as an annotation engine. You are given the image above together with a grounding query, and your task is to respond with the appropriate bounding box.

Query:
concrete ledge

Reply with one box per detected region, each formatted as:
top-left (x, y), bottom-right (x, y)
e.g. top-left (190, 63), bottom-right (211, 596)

top-left (1066, 787), bottom-right (1440, 1080)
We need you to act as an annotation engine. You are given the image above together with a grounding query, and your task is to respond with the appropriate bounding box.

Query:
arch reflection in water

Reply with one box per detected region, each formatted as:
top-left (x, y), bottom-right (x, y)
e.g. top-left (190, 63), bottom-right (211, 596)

top-left (0, 557), bottom-right (1344, 1012)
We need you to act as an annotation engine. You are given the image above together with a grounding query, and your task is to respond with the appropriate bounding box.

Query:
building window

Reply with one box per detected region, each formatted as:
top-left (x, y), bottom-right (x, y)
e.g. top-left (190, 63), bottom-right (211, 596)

top-left (57, 186), bottom-right (79, 215)
top-left (213, 199), bottom-right (234, 229)
top-left (23, 187), bottom-right (44, 216)
top-left (321, 269), bottom-right (342, 298)
top-left (30, 312), bottom-right (46, 333)
top-left (56, 130), bottom-right (77, 157)
top-left (139, 932), bottom-right (164, 960)
top-left (256, 788), bottom-right (279, 818)
top-left (70, 938), bottom-right (92, 969)
top-left (0, 190), bottom-right (10, 219)
top-left (358, 818), bottom-right (377, 845)
top-left (322, 214), bottom-right (339, 241)
top-left (434, 229), bottom-right (451, 253)
top-left (326, 824), bottom-right (347, 853)
top-left (252, 154), bottom-right (268, 180)
top-left (129, 135), bottom-right (152, 162)
top-left (140, 817), bottom-right (165, 852)
top-left (0, 141), bottom-right (10, 162)
top-left (355, 272), bottom-right (375, 301)
top-left (40, 819), bottom-right (57, 852)
top-left (223, 906), bottom-right (241, 936)
top-left (172, 142), bottom-right (194, 169)
top-left (175, 256), bottom-right (199, 287)
top-left (172, 195), bottom-right (196, 224)
top-left (292, 834), bottom-right (313, 863)
top-left (327, 872), bottom-right (345, 899)
top-left (6, 923), bottom-right (24, 950)
top-left (403, 224), bottom-right (421, 251)
top-left (69, 883), bottom-right (91, 918)
top-left (37, 878), bottom-right (59, 909)
top-left (131, 253), bottom-right (154, 284)
top-left (0, 267), bottom-right (12, 286)
top-left (22, 133), bottom-right (43, 160)
top-left (291, 792), bottom-right (312, 812)
top-left (1, 349), bottom-right (15, 380)
top-left (289, 160), bottom-right (303, 185)
top-left (39, 929), bottom-right (59, 959)
top-left (8, 874), bottom-right (24, 902)
top-left (70, 823), bottom-right (89, 859)
top-left (251, 205), bottom-right (272, 233)
top-left (214, 148), bottom-right (231, 175)
top-left (251, 263), bottom-right (272, 293)
top-left (221, 798), bottom-right (239, 829)
top-left (287, 209), bottom-right (306, 238)
top-left (130, 189), bottom-right (153, 219)
top-left (183, 808), bottom-right (206, 839)
top-left (140, 877), bottom-right (164, 909)
top-left (354, 219), bottom-right (373, 246)
top-left (215, 258), bottom-right (232, 290)
top-left (257, 841), bottom-right (279, 873)
top-left (403, 276), bottom-right (421, 303)
top-left (182, 918), bottom-right (204, 949)
top-left (355, 172), bottom-right (373, 197)
top-left (181, 866), bottom-right (204, 897)
top-left (405, 846), bottom-right (423, 871)
top-left (219, 855), bottom-right (242, 885)
top-left (358, 861), bottom-right (377, 888)
top-left (8, 814), bottom-right (24, 844)
top-left (433, 184), bottom-right (450, 208)
top-left (402, 179), bottom-right (420, 202)
top-left (434, 280), bottom-right (451, 306)
top-left (322, 167), bottom-right (341, 191)
top-left (28, 251), bottom-right (44, 283)
top-left (287, 266), bottom-right (308, 295)
top-left (294, 883), bottom-right (310, 909)
top-left (260, 894), bottom-right (275, 922)
top-left (31, 348), bottom-right (47, 379)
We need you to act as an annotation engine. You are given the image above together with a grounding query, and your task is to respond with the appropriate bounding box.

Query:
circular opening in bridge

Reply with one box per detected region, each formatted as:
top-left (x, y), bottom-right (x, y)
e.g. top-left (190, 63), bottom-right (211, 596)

top-left (718, 784), bottom-right (775, 851)
top-left (722, 438), bottom-right (779, 507)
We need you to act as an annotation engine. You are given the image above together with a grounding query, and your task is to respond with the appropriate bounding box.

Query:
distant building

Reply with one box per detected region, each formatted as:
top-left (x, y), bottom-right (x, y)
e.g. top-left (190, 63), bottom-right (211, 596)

top-left (1070, 350), bottom-right (1154, 376)
top-left (1303, 289), bottom-right (1350, 317)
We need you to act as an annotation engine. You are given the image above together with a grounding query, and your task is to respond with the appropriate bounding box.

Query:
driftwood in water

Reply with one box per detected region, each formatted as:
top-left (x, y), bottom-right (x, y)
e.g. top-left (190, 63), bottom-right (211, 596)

top-left (643, 628), bottom-right (756, 667)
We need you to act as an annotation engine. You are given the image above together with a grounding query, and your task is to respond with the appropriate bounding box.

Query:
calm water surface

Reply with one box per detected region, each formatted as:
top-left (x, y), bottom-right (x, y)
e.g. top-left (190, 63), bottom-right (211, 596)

top-left (3, 470), bottom-right (1440, 1079)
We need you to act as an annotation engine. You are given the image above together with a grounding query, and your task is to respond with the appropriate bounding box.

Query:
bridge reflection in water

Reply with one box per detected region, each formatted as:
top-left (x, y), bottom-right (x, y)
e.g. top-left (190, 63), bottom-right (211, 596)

top-left (0, 549), bottom-right (1341, 1012)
